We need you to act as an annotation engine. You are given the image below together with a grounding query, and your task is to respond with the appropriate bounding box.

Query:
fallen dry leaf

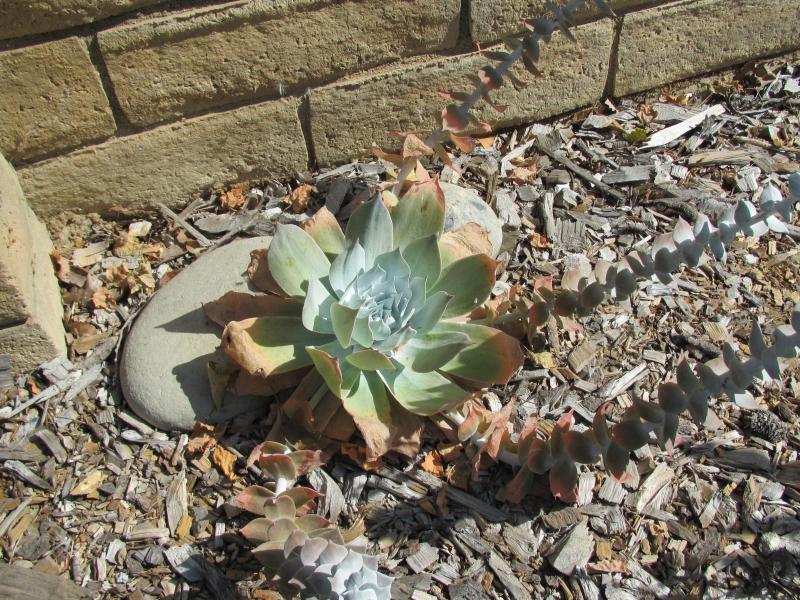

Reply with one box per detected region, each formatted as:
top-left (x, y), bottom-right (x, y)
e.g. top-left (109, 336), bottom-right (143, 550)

top-left (530, 351), bottom-right (555, 369)
top-left (187, 422), bottom-right (222, 456)
top-left (529, 231), bottom-right (550, 249)
top-left (285, 184), bottom-right (315, 214)
top-left (220, 188), bottom-right (246, 211)
top-left (510, 165), bottom-right (538, 183)
top-left (340, 443), bottom-right (382, 472)
top-left (92, 287), bottom-right (115, 309)
top-left (589, 558), bottom-right (630, 575)
top-left (638, 103), bottom-right (658, 125)
top-left (475, 135), bottom-right (496, 149)
top-left (420, 451), bottom-right (445, 478)
top-left (437, 441), bottom-right (463, 463)
top-left (252, 591), bottom-right (283, 600)
top-left (70, 470), bottom-right (104, 497)
top-left (213, 445), bottom-right (238, 480)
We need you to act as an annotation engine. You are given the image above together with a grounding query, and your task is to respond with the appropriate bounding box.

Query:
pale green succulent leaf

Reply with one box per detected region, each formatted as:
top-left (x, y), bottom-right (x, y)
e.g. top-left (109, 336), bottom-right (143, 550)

top-left (346, 349), bottom-right (395, 371)
top-left (380, 366), bottom-right (470, 416)
top-left (222, 316), bottom-right (331, 377)
top-left (395, 331), bottom-right (471, 372)
top-left (340, 371), bottom-right (396, 459)
top-left (430, 254), bottom-right (496, 318)
top-left (344, 197), bottom-right (393, 268)
top-left (434, 321), bottom-right (524, 386)
top-left (351, 313), bottom-right (374, 348)
top-left (374, 248), bottom-right (411, 280)
top-left (301, 206), bottom-right (346, 257)
top-left (405, 276), bottom-right (427, 322)
top-left (306, 345), bottom-right (343, 398)
top-left (402, 235), bottom-right (441, 290)
top-left (330, 303), bottom-right (358, 348)
top-left (409, 291), bottom-right (452, 333)
top-left (373, 327), bottom-right (417, 354)
top-left (391, 179), bottom-right (446, 250)
top-left (340, 361), bottom-right (361, 394)
top-left (329, 241), bottom-right (365, 296)
top-left (302, 278), bottom-right (335, 334)
top-left (268, 224), bottom-right (331, 298)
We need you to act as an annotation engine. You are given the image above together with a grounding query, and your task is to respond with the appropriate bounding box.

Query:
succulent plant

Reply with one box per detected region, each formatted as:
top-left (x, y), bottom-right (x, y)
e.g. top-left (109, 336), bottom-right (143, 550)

top-left (220, 180), bottom-right (524, 459)
top-left (234, 442), bottom-right (392, 598)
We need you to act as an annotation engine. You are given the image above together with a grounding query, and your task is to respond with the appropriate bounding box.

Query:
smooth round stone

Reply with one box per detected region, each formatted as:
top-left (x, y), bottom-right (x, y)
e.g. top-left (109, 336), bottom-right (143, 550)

top-left (441, 182), bottom-right (503, 257)
top-left (120, 236), bottom-right (272, 431)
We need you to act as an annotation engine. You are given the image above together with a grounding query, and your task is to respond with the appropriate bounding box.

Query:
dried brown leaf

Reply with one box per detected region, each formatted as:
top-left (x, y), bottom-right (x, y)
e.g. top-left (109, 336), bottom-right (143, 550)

top-left (187, 422), bottom-right (222, 456)
top-left (220, 188), bottom-right (246, 210)
top-left (70, 470), bottom-right (104, 497)
top-left (420, 451), bottom-right (445, 478)
top-left (213, 445), bottom-right (238, 480)
top-left (284, 184), bottom-right (315, 214)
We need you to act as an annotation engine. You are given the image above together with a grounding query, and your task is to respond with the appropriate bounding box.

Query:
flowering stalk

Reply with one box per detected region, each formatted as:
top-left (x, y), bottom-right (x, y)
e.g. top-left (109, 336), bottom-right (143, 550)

top-left (388, 0), bottom-right (615, 195)
top-left (445, 175), bottom-right (800, 502)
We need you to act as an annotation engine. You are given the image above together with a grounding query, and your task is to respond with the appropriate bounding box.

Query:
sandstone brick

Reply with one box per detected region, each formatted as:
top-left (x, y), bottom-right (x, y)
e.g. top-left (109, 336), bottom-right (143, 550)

top-left (310, 20), bottom-right (613, 167)
top-left (99, 0), bottom-right (460, 128)
top-left (0, 0), bottom-right (162, 39)
top-left (615, 0), bottom-right (800, 97)
top-left (0, 37), bottom-right (116, 163)
top-left (0, 323), bottom-right (66, 375)
top-left (0, 154), bottom-right (66, 374)
top-left (469, 0), bottom-right (663, 44)
top-left (17, 98), bottom-right (306, 217)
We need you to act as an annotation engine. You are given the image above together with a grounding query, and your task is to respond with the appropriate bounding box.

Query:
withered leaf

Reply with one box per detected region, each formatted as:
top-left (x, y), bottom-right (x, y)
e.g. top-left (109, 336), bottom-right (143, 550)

top-left (220, 188), bottom-right (246, 210)
top-left (203, 291), bottom-right (300, 328)
top-left (70, 470), bottom-right (104, 497)
top-left (213, 445), bottom-right (238, 480)
top-left (285, 184), bottom-right (315, 214)
top-left (420, 451), bottom-right (445, 478)
top-left (187, 422), bottom-right (222, 456)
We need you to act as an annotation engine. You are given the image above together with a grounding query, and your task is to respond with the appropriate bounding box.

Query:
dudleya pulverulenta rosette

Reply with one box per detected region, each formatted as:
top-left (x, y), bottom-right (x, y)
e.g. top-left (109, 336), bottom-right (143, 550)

top-left (219, 179), bottom-right (524, 459)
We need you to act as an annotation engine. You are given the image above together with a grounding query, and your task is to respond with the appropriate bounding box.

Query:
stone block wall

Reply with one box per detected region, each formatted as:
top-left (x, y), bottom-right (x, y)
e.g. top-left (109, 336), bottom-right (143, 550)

top-left (1, 0), bottom-right (798, 218)
top-left (0, 154), bottom-right (66, 374)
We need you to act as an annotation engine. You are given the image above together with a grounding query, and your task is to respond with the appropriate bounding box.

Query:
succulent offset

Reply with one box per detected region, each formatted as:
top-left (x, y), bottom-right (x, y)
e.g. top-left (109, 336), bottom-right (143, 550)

top-left (220, 179), bottom-right (524, 459)
top-left (234, 442), bottom-right (392, 599)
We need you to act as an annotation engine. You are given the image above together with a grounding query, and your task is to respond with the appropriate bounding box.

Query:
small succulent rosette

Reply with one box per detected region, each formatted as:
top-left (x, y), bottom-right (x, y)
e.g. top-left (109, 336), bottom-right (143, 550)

top-left (234, 442), bottom-right (392, 599)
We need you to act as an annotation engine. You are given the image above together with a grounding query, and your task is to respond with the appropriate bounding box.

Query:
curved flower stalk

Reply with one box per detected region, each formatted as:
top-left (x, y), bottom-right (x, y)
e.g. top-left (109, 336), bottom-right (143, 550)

top-left (217, 179), bottom-right (524, 460)
top-left (234, 442), bottom-right (393, 599)
top-left (446, 174), bottom-right (800, 502)
top-left (378, 0), bottom-right (615, 194)
top-left (527, 177), bottom-right (800, 329)
top-left (447, 306), bottom-right (800, 503)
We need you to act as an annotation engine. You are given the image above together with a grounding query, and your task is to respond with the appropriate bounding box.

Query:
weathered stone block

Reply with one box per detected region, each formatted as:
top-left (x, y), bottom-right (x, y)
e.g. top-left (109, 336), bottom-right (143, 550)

top-left (615, 0), bottom-right (800, 97)
top-left (99, 0), bottom-right (460, 127)
top-left (0, 37), bottom-right (116, 163)
top-left (17, 98), bottom-right (306, 217)
top-left (469, 0), bottom-right (662, 44)
top-left (0, 0), bottom-right (162, 39)
top-left (0, 154), bottom-right (66, 374)
top-left (310, 20), bottom-right (612, 167)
